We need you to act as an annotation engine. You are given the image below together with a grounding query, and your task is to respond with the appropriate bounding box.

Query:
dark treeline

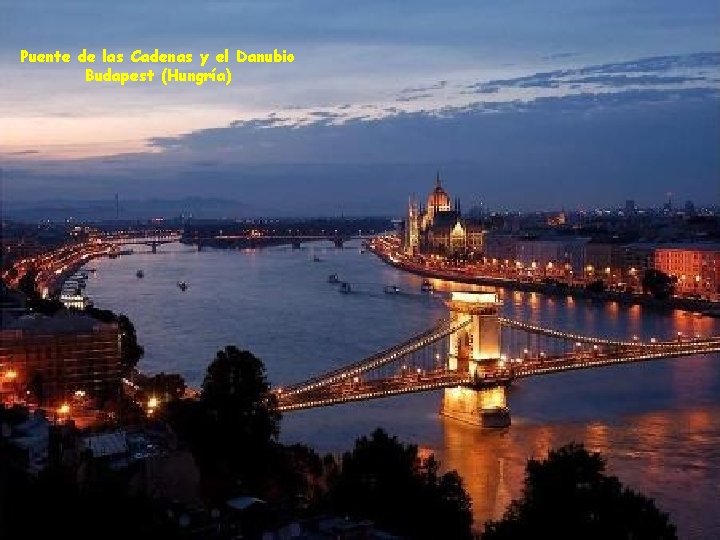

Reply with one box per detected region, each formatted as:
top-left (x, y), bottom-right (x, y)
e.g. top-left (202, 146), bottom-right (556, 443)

top-left (0, 346), bottom-right (677, 539)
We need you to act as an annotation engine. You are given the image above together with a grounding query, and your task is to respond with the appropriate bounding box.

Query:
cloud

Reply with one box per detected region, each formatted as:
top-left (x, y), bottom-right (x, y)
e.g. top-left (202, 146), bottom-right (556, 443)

top-left (467, 52), bottom-right (720, 95)
top-left (3, 80), bottom-right (717, 215)
top-left (6, 149), bottom-right (39, 155)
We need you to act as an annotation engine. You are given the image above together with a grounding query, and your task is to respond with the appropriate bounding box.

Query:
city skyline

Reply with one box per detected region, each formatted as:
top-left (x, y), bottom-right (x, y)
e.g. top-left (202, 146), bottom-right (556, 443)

top-left (3, 3), bottom-right (720, 538)
top-left (2, 1), bottom-right (719, 213)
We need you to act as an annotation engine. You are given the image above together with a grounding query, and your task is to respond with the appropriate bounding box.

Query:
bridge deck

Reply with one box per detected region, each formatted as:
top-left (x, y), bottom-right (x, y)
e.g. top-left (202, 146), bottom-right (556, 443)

top-left (277, 317), bottom-right (720, 412)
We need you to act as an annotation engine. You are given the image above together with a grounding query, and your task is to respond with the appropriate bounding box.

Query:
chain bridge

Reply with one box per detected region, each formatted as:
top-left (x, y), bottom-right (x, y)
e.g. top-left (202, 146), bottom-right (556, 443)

top-left (276, 292), bottom-right (720, 427)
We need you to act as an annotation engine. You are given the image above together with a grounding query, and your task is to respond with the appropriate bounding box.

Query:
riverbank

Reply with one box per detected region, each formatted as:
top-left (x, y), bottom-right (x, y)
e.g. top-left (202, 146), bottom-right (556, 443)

top-left (46, 244), bottom-right (117, 297)
top-left (369, 246), bottom-right (720, 317)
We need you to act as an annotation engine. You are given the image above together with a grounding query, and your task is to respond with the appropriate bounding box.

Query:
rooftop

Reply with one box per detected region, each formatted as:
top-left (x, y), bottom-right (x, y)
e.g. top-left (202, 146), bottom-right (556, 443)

top-left (1, 312), bottom-right (115, 335)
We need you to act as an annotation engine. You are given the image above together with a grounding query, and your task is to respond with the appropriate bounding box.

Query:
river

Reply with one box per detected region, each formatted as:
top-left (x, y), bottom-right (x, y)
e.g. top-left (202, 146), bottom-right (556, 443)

top-left (82, 241), bottom-right (720, 538)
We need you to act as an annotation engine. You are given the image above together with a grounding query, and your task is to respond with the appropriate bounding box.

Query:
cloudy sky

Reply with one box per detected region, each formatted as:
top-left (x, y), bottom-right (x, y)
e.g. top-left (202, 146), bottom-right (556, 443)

top-left (1, 0), bottom-right (719, 215)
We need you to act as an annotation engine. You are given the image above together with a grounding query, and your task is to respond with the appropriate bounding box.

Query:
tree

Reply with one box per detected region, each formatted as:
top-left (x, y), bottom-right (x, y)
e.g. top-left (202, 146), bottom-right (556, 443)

top-left (27, 372), bottom-right (45, 404)
top-left (166, 346), bottom-right (281, 501)
top-left (17, 268), bottom-right (39, 299)
top-left (200, 345), bottom-right (280, 444)
top-left (642, 269), bottom-right (675, 300)
top-left (482, 443), bottom-right (677, 540)
top-left (326, 428), bottom-right (473, 540)
top-left (585, 279), bottom-right (606, 294)
top-left (137, 372), bottom-right (187, 402)
top-left (85, 307), bottom-right (144, 372)
top-left (14, 270), bottom-right (64, 315)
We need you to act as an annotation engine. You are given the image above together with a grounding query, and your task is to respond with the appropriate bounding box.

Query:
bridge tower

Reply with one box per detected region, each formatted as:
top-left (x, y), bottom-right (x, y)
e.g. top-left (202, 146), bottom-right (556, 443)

top-left (441, 291), bottom-right (511, 428)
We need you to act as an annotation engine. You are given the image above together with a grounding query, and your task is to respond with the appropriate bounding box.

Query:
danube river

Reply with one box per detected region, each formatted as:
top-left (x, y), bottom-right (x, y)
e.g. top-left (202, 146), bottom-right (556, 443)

top-left (83, 242), bottom-right (720, 538)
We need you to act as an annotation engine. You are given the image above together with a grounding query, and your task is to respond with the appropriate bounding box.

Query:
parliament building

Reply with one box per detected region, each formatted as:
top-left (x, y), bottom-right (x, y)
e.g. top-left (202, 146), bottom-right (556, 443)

top-left (404, 173), bottom-right (485, 257)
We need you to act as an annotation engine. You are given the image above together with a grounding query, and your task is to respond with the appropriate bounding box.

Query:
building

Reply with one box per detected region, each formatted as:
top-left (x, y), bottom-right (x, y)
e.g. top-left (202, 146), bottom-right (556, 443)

top-left (515, 238), bottom-right (589, 276)
top-left (483, 233), bottom-right (518, 264)
top-left (625, 199), bottom-right (637, 216)
top-left (404, 173), bottom-right (484, 256)
top-left (584, 242), bottom-right (627, 283)
top-left (0, 282), bottom-right (28, 316)
top-left (622, 243), bottom-right (657, 277)
top-left (0, 407), bottom-right (50, 475)
top-left (654, 244), bottom-right (720, 299)
top-left (0, 312), bottom-right (122, 407)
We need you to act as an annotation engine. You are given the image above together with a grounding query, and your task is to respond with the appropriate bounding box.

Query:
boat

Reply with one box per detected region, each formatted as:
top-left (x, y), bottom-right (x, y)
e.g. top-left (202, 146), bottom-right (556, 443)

top-left (339, 282), bottom-right (352, 294)
top-left (177, 281), bottom-right (188, 291)
top-left (384, 285), bottom-right (400, 294)
top-left (328, 274), bottom-right (340, 284)
top-left (420, 279), bottom-right (434, 293)
top-left (136, 270), bottom-right (144, 279)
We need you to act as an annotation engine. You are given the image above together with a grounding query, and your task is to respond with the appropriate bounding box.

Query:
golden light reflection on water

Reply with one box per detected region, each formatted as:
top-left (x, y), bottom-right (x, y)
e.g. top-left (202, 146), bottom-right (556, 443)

top-left (436, 406), bottom-right (720, 537)
top-left (584, 422), bottom-right (609, 454)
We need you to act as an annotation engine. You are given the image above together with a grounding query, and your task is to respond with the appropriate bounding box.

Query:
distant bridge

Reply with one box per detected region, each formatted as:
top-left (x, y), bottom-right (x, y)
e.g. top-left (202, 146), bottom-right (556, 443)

top-left (190, 234), bottom-right (369, 250)
top-left (276, 291), bottom-right (720, 427)
top-left (102, 231), bottom-right (183, 253)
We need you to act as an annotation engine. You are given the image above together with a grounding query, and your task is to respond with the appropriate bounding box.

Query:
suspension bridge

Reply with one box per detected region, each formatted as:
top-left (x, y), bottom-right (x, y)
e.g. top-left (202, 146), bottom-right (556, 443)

top-left (276, 291), bottom-right (720, 427)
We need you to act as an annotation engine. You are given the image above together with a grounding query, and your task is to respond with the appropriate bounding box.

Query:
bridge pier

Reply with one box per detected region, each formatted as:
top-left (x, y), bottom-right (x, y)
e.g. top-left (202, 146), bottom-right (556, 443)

top-left (441, 291), bottom-right (511, 428)
top-left (150, 242), bottom-right (158, 254)
top-left (333, 238), bottom-right (344, 248)
top-left (441, 385), bottom-right (510, 428)
top-left (291, 239), bottom-right (302, 249)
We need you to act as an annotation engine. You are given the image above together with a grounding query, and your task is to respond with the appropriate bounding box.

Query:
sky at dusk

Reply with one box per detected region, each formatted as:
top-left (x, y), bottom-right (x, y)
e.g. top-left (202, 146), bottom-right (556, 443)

top-left (1, 1), bottom-right (719, 216)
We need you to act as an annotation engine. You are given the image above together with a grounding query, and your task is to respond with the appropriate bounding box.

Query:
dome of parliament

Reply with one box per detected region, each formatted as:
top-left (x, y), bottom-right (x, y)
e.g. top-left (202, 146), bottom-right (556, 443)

top-left (427, 172), bottom-right (451, 210)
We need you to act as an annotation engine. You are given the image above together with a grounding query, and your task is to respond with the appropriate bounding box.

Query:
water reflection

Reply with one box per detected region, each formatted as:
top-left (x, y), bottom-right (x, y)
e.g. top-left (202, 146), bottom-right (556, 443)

top-left (83, 243), bottom-right (720, 539)
top-left (437, 407), bottom-right (720, 538)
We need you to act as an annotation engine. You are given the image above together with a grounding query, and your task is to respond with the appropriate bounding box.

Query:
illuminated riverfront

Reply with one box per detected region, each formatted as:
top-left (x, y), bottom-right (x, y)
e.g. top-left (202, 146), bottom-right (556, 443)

top-left (3, 0), bottom-right (719, 535)
top-left (68, 241), bottom-right (720, 537)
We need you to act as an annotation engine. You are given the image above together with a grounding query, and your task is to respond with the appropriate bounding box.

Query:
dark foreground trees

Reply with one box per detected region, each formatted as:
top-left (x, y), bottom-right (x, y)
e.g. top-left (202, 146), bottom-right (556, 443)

top-left (325, 428), bottom-right (473, 540)
top-left (481, 443), bottom-right (677, 540)
top-left (166, 346), bottom-right (283, 502)
top-left (164, 348), bottom-right (475, 537)
top-left (642, 269), bottom-right (675, 300)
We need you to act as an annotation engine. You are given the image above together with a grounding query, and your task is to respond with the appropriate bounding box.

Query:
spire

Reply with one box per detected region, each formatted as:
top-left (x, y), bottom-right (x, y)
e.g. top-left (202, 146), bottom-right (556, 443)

top-left (436, 170), bottom-right (441, 188)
